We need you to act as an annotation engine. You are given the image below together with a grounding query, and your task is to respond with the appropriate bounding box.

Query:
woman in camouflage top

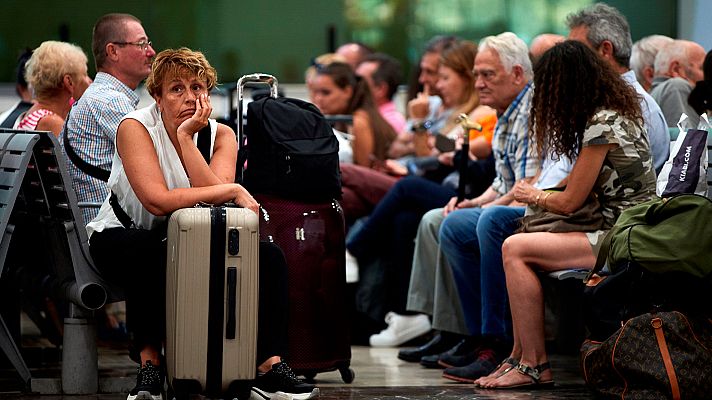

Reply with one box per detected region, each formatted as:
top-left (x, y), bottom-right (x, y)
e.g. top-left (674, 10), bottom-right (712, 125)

top-left (479, 40), bottom-right (657, 389)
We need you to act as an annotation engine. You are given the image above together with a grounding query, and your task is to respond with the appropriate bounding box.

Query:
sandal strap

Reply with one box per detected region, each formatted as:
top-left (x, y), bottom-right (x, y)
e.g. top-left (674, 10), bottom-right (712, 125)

top-left (515, 361), bottom-right (551, 382)
top-left (496, 363), bottom-right (518, 379)
top-left (494, 357), bottom-right (518, 371)
top-left (483, 357), bottom-right (519, 381)
top-left (502, 357), bottom-right (519, 366)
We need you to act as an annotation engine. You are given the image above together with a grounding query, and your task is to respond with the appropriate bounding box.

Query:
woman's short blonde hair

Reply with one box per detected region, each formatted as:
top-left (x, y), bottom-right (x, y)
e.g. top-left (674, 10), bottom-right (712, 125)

top-left (146, 48), bottom-right (217, 97)
top-left (24, 40), bottom-right (88, 100)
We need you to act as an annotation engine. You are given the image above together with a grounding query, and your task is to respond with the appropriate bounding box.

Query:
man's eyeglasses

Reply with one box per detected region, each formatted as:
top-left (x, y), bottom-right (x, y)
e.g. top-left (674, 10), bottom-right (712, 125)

top-left (113, 40), bottom-right (152, 51)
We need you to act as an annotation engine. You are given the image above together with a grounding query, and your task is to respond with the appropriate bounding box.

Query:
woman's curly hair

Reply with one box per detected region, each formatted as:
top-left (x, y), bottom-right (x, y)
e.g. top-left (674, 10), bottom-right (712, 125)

top-left (530, 40), bottom-right (642, 161)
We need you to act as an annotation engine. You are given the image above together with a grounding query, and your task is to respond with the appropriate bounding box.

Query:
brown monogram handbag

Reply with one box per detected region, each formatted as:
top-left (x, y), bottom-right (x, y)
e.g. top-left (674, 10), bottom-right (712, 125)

top-left (581, 311), bottom-right (712, 399)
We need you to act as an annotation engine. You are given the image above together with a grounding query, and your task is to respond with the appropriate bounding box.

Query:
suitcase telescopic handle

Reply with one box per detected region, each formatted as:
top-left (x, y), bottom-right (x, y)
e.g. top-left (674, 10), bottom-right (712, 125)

top-left (235, 73), bottom-right (279, 184)
top-left (235, 73), bottom-right (279, 141)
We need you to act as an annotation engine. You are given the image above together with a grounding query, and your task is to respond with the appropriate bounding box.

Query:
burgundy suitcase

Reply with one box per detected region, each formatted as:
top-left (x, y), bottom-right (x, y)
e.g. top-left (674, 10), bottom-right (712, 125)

top-left (255, 193), bottom-right (354, 383)
top-left (235, 74), bottom-right (353, 383)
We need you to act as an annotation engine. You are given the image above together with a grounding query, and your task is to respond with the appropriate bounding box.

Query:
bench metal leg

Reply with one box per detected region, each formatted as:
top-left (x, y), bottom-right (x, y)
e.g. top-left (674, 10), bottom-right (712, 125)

top-left (61, 304), bottom-right (97, 394)
top-left (0, 314), bottom-right (31, 391)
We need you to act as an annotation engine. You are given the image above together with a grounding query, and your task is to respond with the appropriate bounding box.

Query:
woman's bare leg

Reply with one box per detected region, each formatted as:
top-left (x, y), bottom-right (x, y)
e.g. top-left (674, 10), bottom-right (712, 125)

top-left (485, 232), bottom-right (595, 388)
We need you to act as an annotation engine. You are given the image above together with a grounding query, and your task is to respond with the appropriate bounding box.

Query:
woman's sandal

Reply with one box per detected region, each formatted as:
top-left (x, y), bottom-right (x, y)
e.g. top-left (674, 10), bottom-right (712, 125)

top-left (485, 361), bottom-right (555, 389)
top-left (474, 357), bottom-right (519, 388)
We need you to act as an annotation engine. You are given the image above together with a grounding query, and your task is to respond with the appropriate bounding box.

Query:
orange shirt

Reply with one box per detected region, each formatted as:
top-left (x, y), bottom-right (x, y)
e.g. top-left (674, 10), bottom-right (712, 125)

top-left (467, 113), bottom-right (497, 144)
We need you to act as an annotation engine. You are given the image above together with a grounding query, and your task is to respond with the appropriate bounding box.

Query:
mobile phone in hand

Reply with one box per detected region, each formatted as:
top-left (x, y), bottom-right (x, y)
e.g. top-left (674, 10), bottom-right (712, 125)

top-left (435, 134), bottom-right (456, 152)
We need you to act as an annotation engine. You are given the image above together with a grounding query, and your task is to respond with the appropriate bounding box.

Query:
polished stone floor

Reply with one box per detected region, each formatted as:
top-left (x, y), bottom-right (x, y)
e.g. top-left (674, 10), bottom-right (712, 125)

top-left (0, 310), bottom-right (596, 399)
top-left (1, 343), bottom-right (595, 399)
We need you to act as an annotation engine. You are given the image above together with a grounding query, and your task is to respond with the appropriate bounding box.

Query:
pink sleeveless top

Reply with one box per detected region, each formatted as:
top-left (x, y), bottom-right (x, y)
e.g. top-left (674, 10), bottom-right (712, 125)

top-left (16, 108), bottom-right (55, 131)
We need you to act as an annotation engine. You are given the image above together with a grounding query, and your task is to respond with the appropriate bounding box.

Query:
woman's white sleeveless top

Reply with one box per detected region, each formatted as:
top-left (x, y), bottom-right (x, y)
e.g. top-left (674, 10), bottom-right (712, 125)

top-left (86, 103), bottom-right (216, 236)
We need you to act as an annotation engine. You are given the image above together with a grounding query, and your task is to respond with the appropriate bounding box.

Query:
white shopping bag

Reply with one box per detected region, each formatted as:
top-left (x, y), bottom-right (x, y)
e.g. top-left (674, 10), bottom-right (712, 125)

top-left (656, 113), bottom-right (709, 197)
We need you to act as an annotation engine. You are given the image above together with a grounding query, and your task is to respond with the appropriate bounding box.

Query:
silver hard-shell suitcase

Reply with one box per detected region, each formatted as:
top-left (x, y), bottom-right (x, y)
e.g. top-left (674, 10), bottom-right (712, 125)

top-left (165, 206), bottom-right (259, 399)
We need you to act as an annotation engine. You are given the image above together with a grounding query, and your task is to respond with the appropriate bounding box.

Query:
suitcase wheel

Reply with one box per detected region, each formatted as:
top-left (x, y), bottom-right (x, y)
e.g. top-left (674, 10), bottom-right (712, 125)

top-left (339, 367), bottom-right (355, 384)
top-left (169, 378), bottom-right (201, 400)
top-left (227, 379), bottom-right (252, 400)
top-left (167, 387), bottom-right (191, 400)
top-left (303, 372), bottom-right (316, 383)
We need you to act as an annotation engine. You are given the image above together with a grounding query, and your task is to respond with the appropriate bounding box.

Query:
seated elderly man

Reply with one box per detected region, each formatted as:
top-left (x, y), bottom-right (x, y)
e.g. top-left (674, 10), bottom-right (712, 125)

top-left (630, 35), bottom-right (674, 92)
top-left (651, 39), bottom-right (707, 128)
top-left (399, 32), bottom-right (558, 384)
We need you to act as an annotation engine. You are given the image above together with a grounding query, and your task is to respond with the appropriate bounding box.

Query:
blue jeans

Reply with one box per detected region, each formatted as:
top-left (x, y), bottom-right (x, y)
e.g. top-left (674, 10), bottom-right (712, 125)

top-left (347, 176), bottom-right (456, 314)
top-left (439, 205), bottom-right (524, 338)
top-left (346, 176), bottom-right (455, 260)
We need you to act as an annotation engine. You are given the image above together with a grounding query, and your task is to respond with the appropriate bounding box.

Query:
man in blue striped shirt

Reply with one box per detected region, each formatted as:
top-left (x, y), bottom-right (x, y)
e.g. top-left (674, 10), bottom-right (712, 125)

top-left (61, 13), bottom-right (156, 225)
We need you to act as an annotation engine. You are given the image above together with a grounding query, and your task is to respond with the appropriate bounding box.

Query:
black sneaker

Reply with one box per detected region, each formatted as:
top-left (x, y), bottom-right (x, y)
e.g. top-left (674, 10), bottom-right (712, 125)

top-left (127, 360), bottom-right (163, 400)
top-left (251, 361), bottom-right (319, 400)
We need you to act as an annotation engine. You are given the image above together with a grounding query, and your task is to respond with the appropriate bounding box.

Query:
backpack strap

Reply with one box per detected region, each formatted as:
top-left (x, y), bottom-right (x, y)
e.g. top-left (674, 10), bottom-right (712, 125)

top-left (62, 107), bottom-right (111, 182)
top-left (196, 124), bottom-right (212, 164)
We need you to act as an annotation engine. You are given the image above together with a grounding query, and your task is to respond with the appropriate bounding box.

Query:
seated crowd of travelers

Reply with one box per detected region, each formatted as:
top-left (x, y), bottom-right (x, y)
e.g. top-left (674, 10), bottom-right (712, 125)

top-left (1, 2), bottom-right (711, 399)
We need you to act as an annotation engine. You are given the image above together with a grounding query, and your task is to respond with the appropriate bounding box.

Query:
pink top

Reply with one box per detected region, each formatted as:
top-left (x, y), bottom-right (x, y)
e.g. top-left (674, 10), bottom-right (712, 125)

top-left (16, 108), bottom-right (55, 131)
top-left (379, 101), bottom-right (407, 134)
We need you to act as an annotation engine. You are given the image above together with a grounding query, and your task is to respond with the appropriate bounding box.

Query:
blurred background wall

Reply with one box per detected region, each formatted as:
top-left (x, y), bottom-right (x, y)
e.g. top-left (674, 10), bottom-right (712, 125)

top-left (0, 0), bottom-right (702, 87)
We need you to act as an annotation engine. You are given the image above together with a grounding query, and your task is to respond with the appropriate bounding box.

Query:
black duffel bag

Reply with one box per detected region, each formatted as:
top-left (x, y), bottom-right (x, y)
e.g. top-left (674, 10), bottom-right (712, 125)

top-left (241, 96), bottom-right (341, 202)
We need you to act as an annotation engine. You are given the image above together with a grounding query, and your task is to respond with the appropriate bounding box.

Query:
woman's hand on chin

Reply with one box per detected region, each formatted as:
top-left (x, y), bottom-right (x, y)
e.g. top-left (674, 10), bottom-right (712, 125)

top-left (177, 93), bottom-right (213, 137)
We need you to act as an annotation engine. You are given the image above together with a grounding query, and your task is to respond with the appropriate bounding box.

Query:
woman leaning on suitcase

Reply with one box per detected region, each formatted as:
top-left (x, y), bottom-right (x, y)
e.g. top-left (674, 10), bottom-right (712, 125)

top-left (86, 48), bottom-right (319, 400)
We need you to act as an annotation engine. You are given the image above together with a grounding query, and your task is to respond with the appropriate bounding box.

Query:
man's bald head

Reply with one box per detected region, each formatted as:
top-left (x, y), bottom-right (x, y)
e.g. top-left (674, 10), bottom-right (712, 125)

top-left (654, 40), bottom-right (707, 85)
top-left (530, 33), bottom-right (565, 63)
top-left (336, 42), bottom-right (373, 69)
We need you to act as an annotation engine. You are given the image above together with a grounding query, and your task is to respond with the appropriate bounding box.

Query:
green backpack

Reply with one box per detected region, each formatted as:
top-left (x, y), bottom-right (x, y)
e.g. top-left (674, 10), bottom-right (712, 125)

top-left (598, 194), bottom-right (712, 279)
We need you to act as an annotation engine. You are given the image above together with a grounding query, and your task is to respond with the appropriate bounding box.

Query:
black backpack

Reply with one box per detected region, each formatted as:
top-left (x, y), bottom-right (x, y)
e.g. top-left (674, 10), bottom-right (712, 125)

top-left (241, 97), bottom-right (341, 202)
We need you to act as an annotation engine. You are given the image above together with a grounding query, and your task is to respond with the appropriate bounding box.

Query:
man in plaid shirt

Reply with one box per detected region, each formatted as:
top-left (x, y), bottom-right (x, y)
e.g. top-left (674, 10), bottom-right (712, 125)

top-left (61, 13), bottom-right (155, 225)
top-left (399, 32), bottom-right (571, 383)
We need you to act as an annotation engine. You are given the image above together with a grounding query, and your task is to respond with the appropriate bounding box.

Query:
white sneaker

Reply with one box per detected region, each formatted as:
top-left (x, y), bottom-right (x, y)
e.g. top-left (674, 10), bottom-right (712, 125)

top-left (345, 250), bottom-right (359, 283)
top-left (369, 312), bottom-right (431, 347)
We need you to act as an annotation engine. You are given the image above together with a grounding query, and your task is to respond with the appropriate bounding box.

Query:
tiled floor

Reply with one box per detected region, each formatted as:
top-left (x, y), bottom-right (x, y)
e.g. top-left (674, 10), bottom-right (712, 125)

top-left (1, 342), bottom-right (595, 399)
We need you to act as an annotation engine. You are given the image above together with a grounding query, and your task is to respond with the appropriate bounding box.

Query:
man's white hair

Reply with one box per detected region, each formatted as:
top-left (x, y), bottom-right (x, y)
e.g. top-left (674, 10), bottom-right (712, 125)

top-left (479, 32), bottom-right (533, 80)
top-left (654, 40), bottom-right (697, 76)
top-left (630, 35), bottom-right (673, 82)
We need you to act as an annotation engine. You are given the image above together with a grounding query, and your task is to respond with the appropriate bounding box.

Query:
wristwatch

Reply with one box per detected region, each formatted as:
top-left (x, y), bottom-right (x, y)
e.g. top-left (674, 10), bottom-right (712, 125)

top-left (411, 120), bottom-right (433, 133)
